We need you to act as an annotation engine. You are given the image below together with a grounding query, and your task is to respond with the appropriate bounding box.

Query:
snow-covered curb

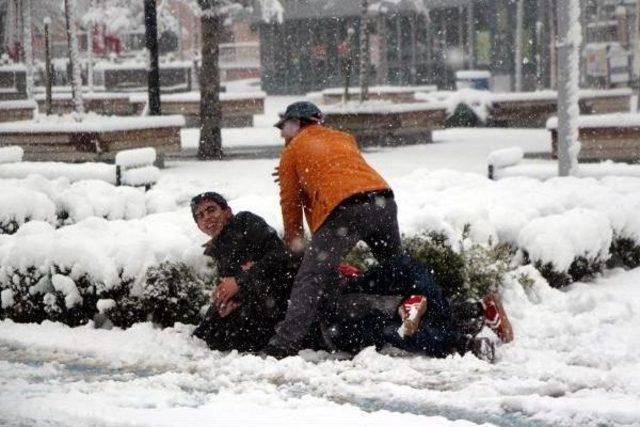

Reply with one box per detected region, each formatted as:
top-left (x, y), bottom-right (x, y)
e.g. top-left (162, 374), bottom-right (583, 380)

top-left (0, 113), bottom-right (185, 133)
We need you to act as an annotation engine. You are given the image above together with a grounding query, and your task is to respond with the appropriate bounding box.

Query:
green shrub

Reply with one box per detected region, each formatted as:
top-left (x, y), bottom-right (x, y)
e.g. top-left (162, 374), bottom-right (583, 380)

top-left (608, 237), bottom-right (640, 269)
top-left (138, 261), bottom-right (210, 328)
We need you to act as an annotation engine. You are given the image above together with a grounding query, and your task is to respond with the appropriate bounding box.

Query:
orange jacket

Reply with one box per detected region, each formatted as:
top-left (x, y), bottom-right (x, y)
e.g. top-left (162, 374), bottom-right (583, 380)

top-left (278, 124), bottom-right (390, 245)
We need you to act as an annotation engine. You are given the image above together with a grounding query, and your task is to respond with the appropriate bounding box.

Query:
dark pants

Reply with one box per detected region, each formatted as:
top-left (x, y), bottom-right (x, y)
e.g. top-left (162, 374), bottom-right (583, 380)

top-left (193, 301), bottom-right (277, 353)
top-left (268, 191), bottom-right (402, 353)
top-left (333, 255), bottom-right (461, 358)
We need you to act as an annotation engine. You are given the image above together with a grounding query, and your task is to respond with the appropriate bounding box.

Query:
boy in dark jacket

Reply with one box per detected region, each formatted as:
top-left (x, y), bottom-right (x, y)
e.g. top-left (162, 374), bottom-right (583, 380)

top-left (190, 192), bottom-right (298, 352)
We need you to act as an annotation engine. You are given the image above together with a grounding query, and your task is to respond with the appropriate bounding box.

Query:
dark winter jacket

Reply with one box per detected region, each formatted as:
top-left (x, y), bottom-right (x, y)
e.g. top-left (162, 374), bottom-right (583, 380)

top-left (203, 211), bottom-right (297, 318)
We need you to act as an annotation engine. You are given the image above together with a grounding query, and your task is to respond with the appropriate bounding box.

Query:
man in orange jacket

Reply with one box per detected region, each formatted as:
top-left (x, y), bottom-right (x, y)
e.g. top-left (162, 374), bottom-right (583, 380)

top-left (264, 101), bottom-right (403, 358)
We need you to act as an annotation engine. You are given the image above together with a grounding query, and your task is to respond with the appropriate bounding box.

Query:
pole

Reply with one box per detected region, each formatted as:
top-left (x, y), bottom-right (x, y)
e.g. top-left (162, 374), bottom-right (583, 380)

top-left (64, 0), bottom-right (84, 115)
top-left (556, 0), bottom-right (581, 176)
top-left (343, 27), bottom-right (355, 102)
top-left (549, 0), bottom-right (557, 89)
top-left (359, 0), bottom-right (370, 102)
top-left (466, 4), bottom-right (475, 70)
top-left (515, 0), bottom-right (524, 91)
top-left (144, 0), bottom-right (161, 115)
top-left (21, 0), bottom-right (34, 99)
top-left (44, 17), bottom-right (53, 114)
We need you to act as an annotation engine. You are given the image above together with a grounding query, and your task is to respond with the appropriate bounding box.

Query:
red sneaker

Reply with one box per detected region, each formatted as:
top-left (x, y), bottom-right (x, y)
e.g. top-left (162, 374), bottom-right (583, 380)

top-left (481, 294), bottom-right (514, 343)
top-left (397, 295), bottom-right (427, 338)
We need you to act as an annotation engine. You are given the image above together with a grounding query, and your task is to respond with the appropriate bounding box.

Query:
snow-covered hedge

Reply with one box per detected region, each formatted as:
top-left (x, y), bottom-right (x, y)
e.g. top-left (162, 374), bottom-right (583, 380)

top-left (0, 175), bottom-right (185, 234)
top-left (2, 170), bottom-right (640, 326)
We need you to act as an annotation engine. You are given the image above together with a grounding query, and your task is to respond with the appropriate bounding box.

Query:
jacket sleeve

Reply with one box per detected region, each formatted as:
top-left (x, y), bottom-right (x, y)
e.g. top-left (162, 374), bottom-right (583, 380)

top-left (278, 147), bottom-right (305, 246)
top-left (234, 213), bottom-right (294, 301)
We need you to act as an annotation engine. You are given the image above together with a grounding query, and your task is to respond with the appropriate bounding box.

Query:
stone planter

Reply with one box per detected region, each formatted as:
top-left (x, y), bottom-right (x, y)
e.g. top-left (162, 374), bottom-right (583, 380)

top-left (0, 115), bottom-right (184, 162)
top-left (129, 92), bottom-right (265, 127)
top-left (34, 93), bottom-right (134, 116)
top-left (547, 113), bottom-right (640, 163)
top-left (0, 100), bottom-right (36, 122)
top-left (315, 85), bottom-right (437, 105)
top-left (322, 102), bottom-right (446, 146)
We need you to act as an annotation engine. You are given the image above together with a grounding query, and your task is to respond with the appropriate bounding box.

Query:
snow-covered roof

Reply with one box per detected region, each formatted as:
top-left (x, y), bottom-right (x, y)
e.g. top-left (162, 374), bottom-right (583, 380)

top-left (0, 114), bottom-right (186, 134)
top-left (546, 112), bottom-right (640, 130)
top-left (94, 61), bottom-right (193, 71)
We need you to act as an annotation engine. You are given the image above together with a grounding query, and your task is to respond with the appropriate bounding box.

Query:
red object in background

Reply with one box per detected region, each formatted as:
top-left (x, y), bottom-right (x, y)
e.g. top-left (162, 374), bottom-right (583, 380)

top-left (104, 35), bottom-right (122, 56)
top-left (338, 263), bottom-right (362, 279)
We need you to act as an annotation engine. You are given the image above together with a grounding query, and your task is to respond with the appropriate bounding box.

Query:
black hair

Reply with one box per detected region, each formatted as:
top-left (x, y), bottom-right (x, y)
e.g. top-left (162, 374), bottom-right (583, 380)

top-left (190, 192), bottom-right (228, 221)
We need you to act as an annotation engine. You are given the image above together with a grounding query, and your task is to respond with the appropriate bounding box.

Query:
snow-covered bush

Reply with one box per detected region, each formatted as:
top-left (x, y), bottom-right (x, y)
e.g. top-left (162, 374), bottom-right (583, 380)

top-left (138, 261), bottom-right (210, 328)
top-left (517, 209), bottom-right (612, 288)
top-left (403, 228), bottom-right (513, 300)
top-left (0, 267), bottom-right (48, 323)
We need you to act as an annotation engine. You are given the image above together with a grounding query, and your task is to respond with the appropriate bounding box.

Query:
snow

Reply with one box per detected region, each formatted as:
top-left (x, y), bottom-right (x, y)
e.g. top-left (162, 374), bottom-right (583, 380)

top-left (547, 112), bottom-right (640, 129)
top-left (322, 101), bottom-right (448, 114)
top-left (1, 265), bottom-right (640, 425)
top-left (0, 162), bottom-right (116, 183)
top-left (495, 161), bottom-right (640, 180)
top-left (518, 208), bottom-right (612, 271)
top-left (415, 89), bottom-right (492, 121)
top-left (487, 147), bottom-right (523, 168)
top-left (455, 70), bottom-right (491, 79)
top-left (0, 113), bottom-right (186, 133)
top-left (115, 147), bottom-right (157, 168)
top-left (1, 95), bottom-right (640, 425)
top-left (491, 88), bottom-right (632, 103)
top-left (94, 60), bottom-right (193, 71)
top-left (0, 63), bottom-right (26, 72)
top-left (121, 166), bottom-right (161, 187)
top-left (0, 146), bottom-right (24, 164)
top-left (51, 274), bottom-right (82, 309)
top-left (128, 91), bottom-right (266, 104)
top-left (0, 99), bottom-right (37, 110)
top-left (320, 85), bottom-right (437, 96)
top-left (33, 92), bottom-right (131, 101)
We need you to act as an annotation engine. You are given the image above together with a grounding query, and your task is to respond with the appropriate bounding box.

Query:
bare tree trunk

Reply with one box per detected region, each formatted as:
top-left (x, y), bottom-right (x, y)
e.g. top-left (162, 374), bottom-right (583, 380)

top-left (359, 0), bottom-right (370, 102)
top-left (515, 0), bottom-right (524, 91)
top-left (21, 0), bottom-right (33, 99)
top-left (144, 0), bottom-right (161, 115)
top-left (343, 27), bottom-right (355, 103)
top-left (549, 0), bottom-right (557, 90)
top-left (44, 17), bottom-right (53, 114)
top-left (556, 0), bottom-right (581, 176)
top-left (198, 7), bottom-right (223, 159)
top-left (64, 0), bottom-right (84, 115)
top-left (466, 4), bottom-right (475, 70)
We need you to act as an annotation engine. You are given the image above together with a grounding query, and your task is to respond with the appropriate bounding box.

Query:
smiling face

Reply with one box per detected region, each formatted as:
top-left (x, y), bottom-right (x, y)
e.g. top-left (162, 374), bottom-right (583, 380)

top-left (194, 199), bottom-right (233, 239)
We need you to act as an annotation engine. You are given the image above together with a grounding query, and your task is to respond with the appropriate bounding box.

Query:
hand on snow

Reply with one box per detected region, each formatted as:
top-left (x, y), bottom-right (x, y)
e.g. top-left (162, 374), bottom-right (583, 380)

top-left (213, 276), bottom-right (240, 313)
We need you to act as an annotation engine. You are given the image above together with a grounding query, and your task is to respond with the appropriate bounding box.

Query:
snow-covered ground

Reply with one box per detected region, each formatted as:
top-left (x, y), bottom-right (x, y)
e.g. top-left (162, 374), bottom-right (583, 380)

top-left (2, 91), bottom-right (640, 425)
top-left (1, 266), bottom-right (639, 426)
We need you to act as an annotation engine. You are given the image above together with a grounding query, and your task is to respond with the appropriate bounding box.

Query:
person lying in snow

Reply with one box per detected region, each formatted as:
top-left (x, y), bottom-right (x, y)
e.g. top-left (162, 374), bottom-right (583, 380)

top-left (189, 192), bottom-right (513, 361)
top-left (190, 192), bottom-right (299, 352)
top-left (325, 255), bottom-right (514, 363)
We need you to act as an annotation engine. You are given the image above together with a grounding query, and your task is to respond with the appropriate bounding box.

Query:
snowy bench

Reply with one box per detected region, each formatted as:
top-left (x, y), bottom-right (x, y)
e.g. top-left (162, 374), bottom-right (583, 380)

top-left (0, 115), bottom-right (184, 162)
top-left (488, 89), bottom-right (631, 128)
top-left (0, 146), bottom-right (160, 189)
top-left (488, 147), bottom-right (640, 180)
top-left (34, 93), bottom-right (134, 116)
top-left (547, 113), bottom-right (640, 163)
top-left (322, 102), bottom-right (446, 146)
top-left (0, 100), bottom-right (36, 122)
top-left (129, 91), bottom-right (265, 127)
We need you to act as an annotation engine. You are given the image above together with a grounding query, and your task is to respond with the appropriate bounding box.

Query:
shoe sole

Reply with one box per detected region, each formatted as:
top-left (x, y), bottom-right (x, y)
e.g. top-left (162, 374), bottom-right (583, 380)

top-left (402, 298), bottom-right (427, 337)
top-left (491, 294), bottom-right (514, 343)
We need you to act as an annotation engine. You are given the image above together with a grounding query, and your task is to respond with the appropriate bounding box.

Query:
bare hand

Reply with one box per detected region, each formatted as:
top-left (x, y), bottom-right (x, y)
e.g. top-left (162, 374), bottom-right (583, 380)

top-left (241, 261), bottom-right (255, 271)
top-left (213, 277), bottom-right (240, 310)
top-left (217, 299), bottom-right (240, 318)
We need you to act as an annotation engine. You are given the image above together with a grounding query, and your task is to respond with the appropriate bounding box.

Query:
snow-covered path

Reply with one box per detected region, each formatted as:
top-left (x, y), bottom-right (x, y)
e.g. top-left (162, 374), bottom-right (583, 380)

top-left (2, 267), bottom-right (639, 426)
